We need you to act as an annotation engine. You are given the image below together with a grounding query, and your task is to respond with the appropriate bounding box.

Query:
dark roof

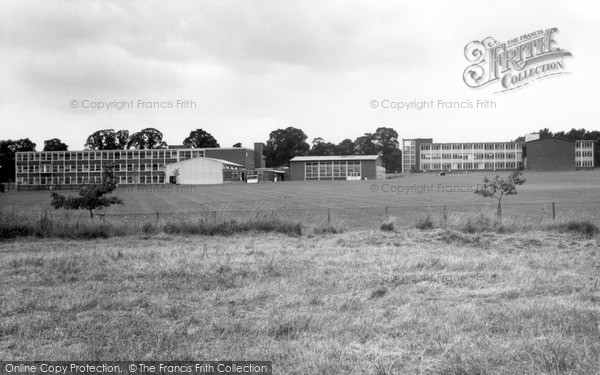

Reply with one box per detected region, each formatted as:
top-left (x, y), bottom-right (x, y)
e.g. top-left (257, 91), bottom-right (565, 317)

top-left (290, 155), bottom-right (380, 162)
top-left (525, 137), bottom-right (575, 144)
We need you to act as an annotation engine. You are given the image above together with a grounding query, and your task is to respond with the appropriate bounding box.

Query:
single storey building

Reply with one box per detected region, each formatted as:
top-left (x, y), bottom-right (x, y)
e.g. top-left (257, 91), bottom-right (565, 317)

top-left (288, 155), bottom-right (385, 181)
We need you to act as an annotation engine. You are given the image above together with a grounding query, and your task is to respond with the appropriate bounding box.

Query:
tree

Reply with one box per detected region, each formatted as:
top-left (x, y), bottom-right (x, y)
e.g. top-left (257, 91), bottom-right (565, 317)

top-left (233, 142), bottom-right (242, 148)
top-left (474, 169), bottom-right (526, 218)
top-left (43, 138), bottom-right (68, 151)
top-left (354, 133), bottom-right (378, 155)
top-left (84, 129), bottom-right (129, 150)
top-left (337, 139), bottom-right (356, 155)
top-left (373, 127), bottom-right (401, 172)
top-left (264, 127), bottom-right (310, 167)
top-left (128, 128), bottom-right (167, 149)
top-left (538, 128), bottom-right (553, 139)
top-left (50, 164), bottom-right (123, 219)
top-left (308, 137), bottom-right (338, 156)
top-left (183, 129), bottom-right (220, 148)
top-left (115, 130), bottom-right (130, 149)
top-left (0, 138), bottom-right (36, 182)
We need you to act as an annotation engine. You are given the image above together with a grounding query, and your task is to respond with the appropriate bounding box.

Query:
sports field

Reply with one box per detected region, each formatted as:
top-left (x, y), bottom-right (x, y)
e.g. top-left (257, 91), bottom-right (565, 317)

top-left (2, 170), bottom-right (599, 228)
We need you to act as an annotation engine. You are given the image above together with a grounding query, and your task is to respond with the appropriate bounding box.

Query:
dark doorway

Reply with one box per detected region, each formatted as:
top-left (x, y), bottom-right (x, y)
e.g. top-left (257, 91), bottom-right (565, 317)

top-left (169, 176), bottom-right (177, 184)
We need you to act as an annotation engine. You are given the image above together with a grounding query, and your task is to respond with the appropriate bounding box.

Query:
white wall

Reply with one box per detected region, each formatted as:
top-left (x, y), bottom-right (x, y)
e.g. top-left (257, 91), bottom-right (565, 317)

top-left (164, 158), bottom-right (224, 185)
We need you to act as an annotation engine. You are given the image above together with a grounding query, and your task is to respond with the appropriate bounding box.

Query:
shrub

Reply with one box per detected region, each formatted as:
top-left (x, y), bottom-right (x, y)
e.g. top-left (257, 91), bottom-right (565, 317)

top-left (461, 213), bottom-right (495, 234)
top-left (547, 220), bottom-right (599, 237)
top-left (380, 218), bottom-right (395, 232)
top-left (415, 213), bottom-right (435, 230)
top-left (313, 221), bottom-right (344, 235)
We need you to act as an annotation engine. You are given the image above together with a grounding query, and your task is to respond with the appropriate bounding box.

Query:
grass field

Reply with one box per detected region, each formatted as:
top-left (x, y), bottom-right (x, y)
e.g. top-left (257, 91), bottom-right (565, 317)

top-left (2, 170), bottom-right (600, 373)
top-left (2, 170), bottom-right (600, 228)
top-left (1, 229), bottom-right (600, 373)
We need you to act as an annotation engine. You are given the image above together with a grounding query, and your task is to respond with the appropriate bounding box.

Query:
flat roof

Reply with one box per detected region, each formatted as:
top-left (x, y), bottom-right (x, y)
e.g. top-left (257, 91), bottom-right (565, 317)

top-left (166, 157), bottom-right (244, 168)
top-left (290, 155), bottom-right (380, 162)
top-left (525, 137), bottom-right (575, 144)
top-left (15, 147), bottom-right (254, 154)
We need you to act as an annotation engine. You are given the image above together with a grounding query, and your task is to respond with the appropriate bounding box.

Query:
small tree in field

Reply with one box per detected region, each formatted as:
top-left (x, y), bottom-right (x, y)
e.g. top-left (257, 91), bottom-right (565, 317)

top-left (474, 169), bottom-right (526, 218)
top-left (51, 164), bottom-right (124, 219)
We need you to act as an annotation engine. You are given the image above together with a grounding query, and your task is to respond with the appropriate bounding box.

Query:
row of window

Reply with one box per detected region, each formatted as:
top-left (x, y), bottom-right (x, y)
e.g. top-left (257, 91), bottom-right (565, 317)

top-left (16, 163), bottom-right (164, 173)
top-left (421, 143), bottom-right (522, 151)
top-left (577, 160), bottom-right (594, 167)
top-left (576, 141), bottom-right (594, 149)
top-left (305, 161), bottom-right (361, 180)
top-left (16, 150), bottom-right (205, 162)
top-left (576, 151), bottom-right (594, 158)
top-left (17, 175), bottom-right (166, 185)
top-left (421, 152), bottom-right (522, 160)
top-left (422, 161), bottom-right (521, 170)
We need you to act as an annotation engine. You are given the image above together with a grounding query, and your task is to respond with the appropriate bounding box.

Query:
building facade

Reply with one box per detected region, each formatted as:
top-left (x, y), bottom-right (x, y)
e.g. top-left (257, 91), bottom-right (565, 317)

top-left (164, 157), bottom-right (243, 185)
top-left (289, 155), bottom-right (385, 181)
top-left (419, 141), bottom-right (524, 172)
top-left (15, 144), bottom-right (264, 188)
top-left (575, 140), bottom-right (595, 168)
top-left (403, 137), bottom-right (594, 173)
top-left (524, 138), bottom-right (575, 171)
top-left (402, 138), bottom-right (433, 173)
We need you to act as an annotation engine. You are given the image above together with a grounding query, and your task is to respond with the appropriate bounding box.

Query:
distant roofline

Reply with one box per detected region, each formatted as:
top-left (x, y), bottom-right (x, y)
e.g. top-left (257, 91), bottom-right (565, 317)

top-left (525, 137), bottom-right (576, 144)
top-left (16, 147), bottom-right (254, 154)
top-left (290, 155), bottom-right (381, 162)
top-left (420, 141), bottom-right (524, 145)
top-left (165, 157), bottom-right (244, 167)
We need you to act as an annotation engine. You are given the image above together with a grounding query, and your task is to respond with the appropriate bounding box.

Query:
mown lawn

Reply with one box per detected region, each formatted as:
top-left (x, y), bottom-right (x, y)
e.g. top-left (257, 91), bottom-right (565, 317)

top-left (2, 170), bottom-right (600, 229)
top-left (1, 229), bottom-right (599, 374)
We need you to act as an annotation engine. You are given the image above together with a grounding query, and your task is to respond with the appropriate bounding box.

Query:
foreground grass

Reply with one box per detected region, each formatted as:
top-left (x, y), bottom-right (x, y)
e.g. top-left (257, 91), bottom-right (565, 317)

top-left (1, 230), bottom-right (600, 374)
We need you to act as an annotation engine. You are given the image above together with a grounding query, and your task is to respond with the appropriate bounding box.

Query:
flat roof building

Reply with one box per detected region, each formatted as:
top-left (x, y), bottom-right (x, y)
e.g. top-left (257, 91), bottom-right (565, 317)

top-left (14, 143), bottom-right (266, 188)
top-left (289, 155), bottom-right (385, 181)
top-left (402, 137), bottom-right (594, 173)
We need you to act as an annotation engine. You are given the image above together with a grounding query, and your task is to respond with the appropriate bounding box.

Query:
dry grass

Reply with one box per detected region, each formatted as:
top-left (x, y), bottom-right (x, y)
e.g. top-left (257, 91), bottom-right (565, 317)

top-left (1, 229), bottom-right (599, 373)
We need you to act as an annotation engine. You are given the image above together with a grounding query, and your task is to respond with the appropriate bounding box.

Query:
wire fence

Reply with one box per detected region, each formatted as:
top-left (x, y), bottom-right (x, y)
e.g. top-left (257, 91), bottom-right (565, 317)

top-left (25, 200), bottom-right (600, 229)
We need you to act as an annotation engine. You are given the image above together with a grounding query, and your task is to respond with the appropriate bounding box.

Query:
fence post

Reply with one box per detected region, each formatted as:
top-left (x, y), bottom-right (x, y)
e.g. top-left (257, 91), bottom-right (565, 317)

top-left (552, 202), bottom-right (556, 220)
top-left (443, 205), bottom-right (448, 222)
top-left (327, 208), bottom-right (331, 223)
top-left (385, 206), bottom-right (388, 218)
top-left (156, 212), bottom-right (159, 223)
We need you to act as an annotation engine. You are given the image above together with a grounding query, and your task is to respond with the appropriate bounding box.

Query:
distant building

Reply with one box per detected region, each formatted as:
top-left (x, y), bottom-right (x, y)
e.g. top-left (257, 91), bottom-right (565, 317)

top-left (525, 133), bottom-right (540, 142)
top-left (164, 157), bottom-right (243, 185)
top-left (524, 138), bottom-right (595, 170)
top-left (410, 140), bottom-right (524, 172)
top-left (575, 140), bottom-right (595, 168)
top-left (15, 143), bottom-right (267, 189)
top-left (402, 138), bottom-right (433, 173)
top-left (288, 155), bottom-right (385, 181)
top-left (402, 137), bottom-right (594, 173)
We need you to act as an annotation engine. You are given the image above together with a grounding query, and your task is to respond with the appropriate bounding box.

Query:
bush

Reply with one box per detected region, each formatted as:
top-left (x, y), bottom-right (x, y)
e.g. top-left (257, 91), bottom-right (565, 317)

top-left (313, 221), bottom-right (344, 235)
top-left (461, 213), bottom-right (496, 234)
top-left (380, 217), bottom-right (395, 232)
top-left (547, 220), bottom-right (599, 237)
top-left (415, 214), bottom-right (435, 230)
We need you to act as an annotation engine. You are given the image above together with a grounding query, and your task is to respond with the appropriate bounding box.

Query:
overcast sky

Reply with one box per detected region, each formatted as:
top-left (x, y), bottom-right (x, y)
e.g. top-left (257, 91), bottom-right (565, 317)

top-left (1, 0), bottom-right (598, 150)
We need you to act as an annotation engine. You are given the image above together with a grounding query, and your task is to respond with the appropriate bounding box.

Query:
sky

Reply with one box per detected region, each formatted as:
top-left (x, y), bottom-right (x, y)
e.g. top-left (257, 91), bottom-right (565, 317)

top-left (1, 0), bottom-right (598, 150)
